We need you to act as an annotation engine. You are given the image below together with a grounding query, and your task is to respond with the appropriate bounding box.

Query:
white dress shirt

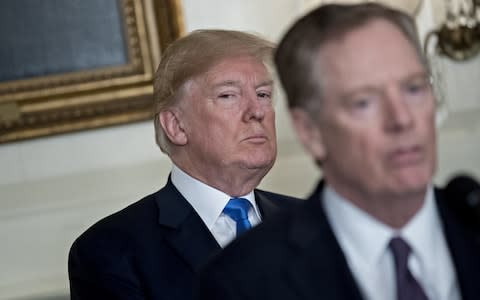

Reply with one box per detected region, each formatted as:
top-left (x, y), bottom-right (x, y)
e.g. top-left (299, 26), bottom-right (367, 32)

top-left (322, 184), bottom-right (461, 300)
top-left (170, 164), bottom-right (262, 248)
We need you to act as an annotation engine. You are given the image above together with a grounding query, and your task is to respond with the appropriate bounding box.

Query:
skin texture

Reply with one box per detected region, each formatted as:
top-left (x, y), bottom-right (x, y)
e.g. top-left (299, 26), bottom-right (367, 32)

top-left (159, 55), bottom-right (277, 196)
top-left (292, 19), bottom-right (437, 228)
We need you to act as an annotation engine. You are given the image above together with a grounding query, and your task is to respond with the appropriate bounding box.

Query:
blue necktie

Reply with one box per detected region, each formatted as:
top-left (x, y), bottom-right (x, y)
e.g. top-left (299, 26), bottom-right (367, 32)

top-left (223, 198), bottom-right (252, 235)
top-left (390, 237), bottom-right (429, 300)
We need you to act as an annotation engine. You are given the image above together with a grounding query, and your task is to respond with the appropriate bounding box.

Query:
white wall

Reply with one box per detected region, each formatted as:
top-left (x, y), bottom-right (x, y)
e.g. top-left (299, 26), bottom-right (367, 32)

top-left (0, 0), bottom-right (479, 299)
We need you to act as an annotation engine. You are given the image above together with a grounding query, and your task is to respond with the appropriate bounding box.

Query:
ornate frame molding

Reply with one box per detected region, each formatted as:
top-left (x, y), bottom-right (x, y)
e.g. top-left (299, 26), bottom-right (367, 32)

top-left (0, 0), bottom-right (183, 143)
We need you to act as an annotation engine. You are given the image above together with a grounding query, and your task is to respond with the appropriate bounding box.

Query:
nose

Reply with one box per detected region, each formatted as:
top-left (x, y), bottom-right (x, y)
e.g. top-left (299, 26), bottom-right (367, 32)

top-left (384, 89), bottom-right (414, 133)
top-left (243, 91), bottom-right (266, 122)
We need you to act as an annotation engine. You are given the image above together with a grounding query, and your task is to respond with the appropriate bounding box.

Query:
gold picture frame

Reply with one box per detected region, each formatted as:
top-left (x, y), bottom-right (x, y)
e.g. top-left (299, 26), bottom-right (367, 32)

top-left (0, 0), bottom-right (183, 143)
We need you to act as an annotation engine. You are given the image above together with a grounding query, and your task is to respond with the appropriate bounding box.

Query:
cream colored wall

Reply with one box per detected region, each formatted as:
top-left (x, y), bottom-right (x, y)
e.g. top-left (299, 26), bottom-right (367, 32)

top-left (0, 0), bottom-right (479, 299)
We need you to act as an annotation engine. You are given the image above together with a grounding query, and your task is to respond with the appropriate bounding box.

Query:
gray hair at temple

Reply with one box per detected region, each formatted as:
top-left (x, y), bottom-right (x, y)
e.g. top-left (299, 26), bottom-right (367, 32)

top-left (274, 3), bottom-right (428, 117)
top-left (153, 29), bottom-right (274, 154)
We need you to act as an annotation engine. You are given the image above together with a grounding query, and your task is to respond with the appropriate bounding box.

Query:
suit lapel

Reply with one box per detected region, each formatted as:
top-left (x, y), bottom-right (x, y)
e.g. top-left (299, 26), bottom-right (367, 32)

top-left (155, 179), bottom-right (221, 273)
top-left (436, 188), bottom-right (480, 300)
top-left (255, 190), bottom-right (282, 219)
top-left (282, 184), bottom-right (480, 300)
top-left (286, 182), bottom-right (364, 300)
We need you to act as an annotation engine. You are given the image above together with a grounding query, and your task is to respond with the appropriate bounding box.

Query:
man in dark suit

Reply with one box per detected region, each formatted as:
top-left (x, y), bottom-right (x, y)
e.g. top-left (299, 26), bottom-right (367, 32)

top-left (198, 4), bottom-right (480, 300)
top-left (68, 29), bottom-right (299, 300)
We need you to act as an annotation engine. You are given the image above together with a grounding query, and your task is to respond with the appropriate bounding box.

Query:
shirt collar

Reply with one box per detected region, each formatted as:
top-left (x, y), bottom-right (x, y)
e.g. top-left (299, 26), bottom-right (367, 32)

top-left (401, 186), bottom-right (456, 296)
top-left (322, 185), bottom-right (394, 270)
top-left (170, 164), bottom-right (257, 230)
top-left (324, 184), bottom-right (445, 264)
top-left (319, 184), bottom-right (459, 300)
top-left (401, 186), bottom-right (436, 266)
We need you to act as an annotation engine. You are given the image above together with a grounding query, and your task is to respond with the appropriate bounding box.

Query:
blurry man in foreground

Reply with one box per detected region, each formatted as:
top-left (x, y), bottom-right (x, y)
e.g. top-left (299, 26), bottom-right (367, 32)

top-left (198, 4), bottom-right (480, 300)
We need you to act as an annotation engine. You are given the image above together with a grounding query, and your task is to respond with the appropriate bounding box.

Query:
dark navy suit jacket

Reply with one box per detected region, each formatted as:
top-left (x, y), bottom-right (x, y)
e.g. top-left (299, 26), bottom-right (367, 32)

top-left (198, 181), bottom-right (480, 300)
top-left (68, 177), bottom-right (299, 300)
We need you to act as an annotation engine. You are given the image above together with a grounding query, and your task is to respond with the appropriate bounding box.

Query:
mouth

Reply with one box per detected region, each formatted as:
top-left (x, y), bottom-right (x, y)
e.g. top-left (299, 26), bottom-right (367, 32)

top-left (388, 145), bottom-right (423, 166)
top-left (243, 135), bottom-right (268, 144)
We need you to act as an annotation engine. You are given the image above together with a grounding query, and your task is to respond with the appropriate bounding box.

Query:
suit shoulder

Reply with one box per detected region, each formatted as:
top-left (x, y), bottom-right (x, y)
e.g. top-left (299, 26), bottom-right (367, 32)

top-left (70, 187), bottom-right (168, 255)
top-left (86, 191), bottom-right (157, 232)
top-left (255, 189), bottom-right (304, 204)
top-left (435, 186), bottom-right (480, 233)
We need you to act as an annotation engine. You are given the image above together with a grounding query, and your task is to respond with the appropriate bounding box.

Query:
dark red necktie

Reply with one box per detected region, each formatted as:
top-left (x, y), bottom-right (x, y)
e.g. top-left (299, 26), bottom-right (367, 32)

top-left (389, 237), bottom-right (429, 300)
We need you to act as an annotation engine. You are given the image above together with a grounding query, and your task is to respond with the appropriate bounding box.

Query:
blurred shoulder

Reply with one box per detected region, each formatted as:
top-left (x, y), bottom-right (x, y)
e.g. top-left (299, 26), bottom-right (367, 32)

top-left (435, 185), bottom-right (480, 232)
top-left (255, 188), bottom-right (304, 204)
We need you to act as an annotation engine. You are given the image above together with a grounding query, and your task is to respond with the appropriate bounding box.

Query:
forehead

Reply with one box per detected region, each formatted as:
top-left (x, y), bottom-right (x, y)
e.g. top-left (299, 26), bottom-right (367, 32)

top-left (315, 19), bottom-right (424, 91)
top-left (202, 55), bottom-right (271, 83)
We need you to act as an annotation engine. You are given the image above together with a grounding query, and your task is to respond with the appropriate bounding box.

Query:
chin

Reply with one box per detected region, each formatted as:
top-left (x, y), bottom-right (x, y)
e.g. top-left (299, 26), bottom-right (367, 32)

top-left (242, 147), bottom-right (276, 167)
top-left (243, 156), bottom-right (275, 171)
top-left (396, 162), bottom-right (433, 181)
top-left (393, 175), bottom-right (431, 196)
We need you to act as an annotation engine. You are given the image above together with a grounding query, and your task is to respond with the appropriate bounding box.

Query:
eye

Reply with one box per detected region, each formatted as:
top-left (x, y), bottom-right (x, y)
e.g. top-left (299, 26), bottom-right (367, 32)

top-left (351, 97), bottom-right (372, 109)
top-left (403, 77), bottom-right (430, 95)
top-left (257, 91), bottom-right (271, 99)
top-left (405, 83), bottom-right (423, 94)
top-left (218, 93), bottom-right (236, 99)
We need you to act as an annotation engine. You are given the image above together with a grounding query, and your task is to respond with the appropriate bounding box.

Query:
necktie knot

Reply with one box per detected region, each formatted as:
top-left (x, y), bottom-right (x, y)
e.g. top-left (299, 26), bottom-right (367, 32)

top-left (223, 198), bottom-right (252, 235)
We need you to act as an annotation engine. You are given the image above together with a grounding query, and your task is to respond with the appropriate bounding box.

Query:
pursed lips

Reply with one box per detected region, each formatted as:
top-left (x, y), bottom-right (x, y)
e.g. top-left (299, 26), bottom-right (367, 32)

top-left (242, 134), bottom-right (269, 144)
top-left (387, 144), bottom-right (424, 166)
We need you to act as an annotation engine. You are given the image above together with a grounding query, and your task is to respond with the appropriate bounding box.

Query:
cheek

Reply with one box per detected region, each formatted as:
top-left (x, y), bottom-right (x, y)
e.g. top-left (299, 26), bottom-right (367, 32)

top-left (260, 105), bottom-right (275, 121)
top-left (341, 132), bottom-right (386, 176)
top-left (351, 136), bottom-right (380, 164)
top-left (424, 119), bottom-right (437, 168)
top-left (266, 113), bottom-right (277, 136)
top-left (327, 124), bottom-right (377, 155)
top-left (209, 125), bottom-right (235, 144)
top-left (190, 118), bottom-right (231, 148)
top-left (212, 122), bottom-right (245, 152)
top-left (416, 107), bottom-right (436, 144)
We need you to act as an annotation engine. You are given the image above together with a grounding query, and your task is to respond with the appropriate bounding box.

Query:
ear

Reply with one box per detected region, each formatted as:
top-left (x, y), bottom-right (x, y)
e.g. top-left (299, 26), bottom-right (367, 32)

top-left (157, 109), bottom-right (188, 146)
top-left (289, 108), bottom-right (326, 161)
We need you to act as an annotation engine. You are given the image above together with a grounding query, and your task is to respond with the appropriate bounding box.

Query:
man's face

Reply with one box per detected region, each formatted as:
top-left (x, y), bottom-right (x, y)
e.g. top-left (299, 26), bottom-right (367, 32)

top-left (178, 55), bottom-right (277, 182)
top-left (308, 19), bottom-right (436, 202)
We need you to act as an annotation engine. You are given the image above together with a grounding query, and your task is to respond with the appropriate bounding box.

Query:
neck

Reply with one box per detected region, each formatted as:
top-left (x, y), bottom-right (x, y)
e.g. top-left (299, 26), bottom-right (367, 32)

top-left (330, 184), bottom-right (428, 229)
top-left (173, 161), bottom-right (268, 197)
top-left (357, 195), bottom-right (425, 229)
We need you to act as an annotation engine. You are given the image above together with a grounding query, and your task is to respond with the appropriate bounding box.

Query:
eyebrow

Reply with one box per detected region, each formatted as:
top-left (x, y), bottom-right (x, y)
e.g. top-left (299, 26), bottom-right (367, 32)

top-left (256, 79), bottom-right (274, 89)
top-left (342, 71), bottom-right (430, 98)
top-left (340, 86), bottom-right (381, 102)
top-left (212, 79), bottom-right (274, 89)
top-left (401, 71), bottom-right (430, 82)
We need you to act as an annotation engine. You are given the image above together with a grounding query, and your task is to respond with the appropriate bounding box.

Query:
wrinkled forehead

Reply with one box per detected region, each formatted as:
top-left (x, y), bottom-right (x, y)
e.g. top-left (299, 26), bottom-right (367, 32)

top-left (177, 55), bottom-right (273, 101)
top-left (314, 19), bottom-right (424, 86)
top-left (199, 55), bottom-right (273, 84)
